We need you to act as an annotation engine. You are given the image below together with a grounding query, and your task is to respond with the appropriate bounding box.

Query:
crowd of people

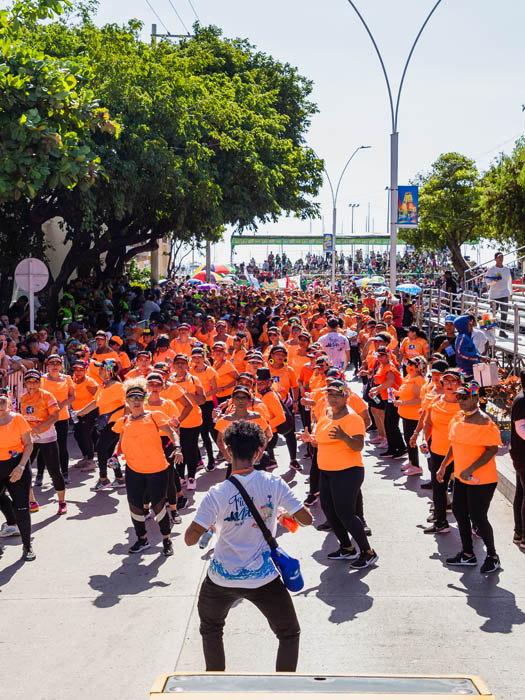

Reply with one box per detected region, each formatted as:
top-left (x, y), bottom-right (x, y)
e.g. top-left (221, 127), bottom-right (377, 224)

top-left (1, 267), bottom-right (523, 668)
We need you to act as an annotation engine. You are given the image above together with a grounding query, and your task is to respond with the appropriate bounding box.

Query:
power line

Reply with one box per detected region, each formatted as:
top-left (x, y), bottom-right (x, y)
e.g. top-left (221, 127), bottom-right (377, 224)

top-left (144, 0), bottom-right (171, 34)
top-left (166, 0), bottom-right (190, 34)
top-left (187, 0), bottom-right (200, 22)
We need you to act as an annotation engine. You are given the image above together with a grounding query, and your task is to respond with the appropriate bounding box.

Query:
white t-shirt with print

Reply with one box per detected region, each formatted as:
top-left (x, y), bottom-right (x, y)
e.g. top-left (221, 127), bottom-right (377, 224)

top-left (318, 331), bottom-right (349, 369)
top-left (194, 470), bottom-right (303, 589)
top-left (485, 265), bottom-right (512, 300)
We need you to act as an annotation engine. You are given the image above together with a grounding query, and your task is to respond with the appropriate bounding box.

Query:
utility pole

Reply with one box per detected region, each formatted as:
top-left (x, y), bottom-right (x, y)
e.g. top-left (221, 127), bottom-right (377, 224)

top-left (349, 203), bottom-right (359, 233)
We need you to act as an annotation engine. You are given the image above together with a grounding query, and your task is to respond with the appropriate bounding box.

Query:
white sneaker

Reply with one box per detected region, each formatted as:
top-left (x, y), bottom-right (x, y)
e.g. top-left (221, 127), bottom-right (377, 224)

top-left (0, 522), bottom-right (20, 537)
top-left (186, 478), bottom-right (196, 490)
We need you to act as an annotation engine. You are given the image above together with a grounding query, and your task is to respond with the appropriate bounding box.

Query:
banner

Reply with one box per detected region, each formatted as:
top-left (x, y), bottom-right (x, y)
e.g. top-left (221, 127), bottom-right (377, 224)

top-left (246, 273), bottom-right (260, 290)
top-left (323, 233), bottom-right (333, 252)
top-left (398, 186), bottom-right (418, 226)
top-left (277, 275), bottom-right (301, 290)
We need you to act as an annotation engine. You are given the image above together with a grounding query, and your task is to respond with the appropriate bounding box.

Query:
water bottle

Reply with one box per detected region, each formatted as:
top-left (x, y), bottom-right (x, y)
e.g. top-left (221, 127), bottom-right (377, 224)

top-left (9, 450), bottom-right (20, 459)
top-left (387, 388), bottom-right (395, 404)
top-left (303, 392), bottom-right (311, 413)
top-left (199, 528), bottom-right (214, 549)
top-left (69, 409), bottom-right (79, 424)
top-left (107, 455), bottom-right (120, 470)
top-left (372, 392), bottom-right (382, 405)
top-left (420, 441), bottom-right (429, 455)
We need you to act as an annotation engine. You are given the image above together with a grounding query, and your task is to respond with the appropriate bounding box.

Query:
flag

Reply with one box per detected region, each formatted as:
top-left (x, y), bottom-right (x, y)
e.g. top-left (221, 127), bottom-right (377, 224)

top-left (246, 273), bottom-right (260, 290)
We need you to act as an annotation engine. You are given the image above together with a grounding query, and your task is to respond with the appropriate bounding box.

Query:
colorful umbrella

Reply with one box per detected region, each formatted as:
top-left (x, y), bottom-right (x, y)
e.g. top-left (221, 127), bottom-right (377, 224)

top-left (357, 276), bottom-right (385, 288)
top-left (192, 271), bottom-right (224, 283)
top-left (194, 264), bottom-right (233, 275)
top-left (396, 283), bottom-right (422, 295)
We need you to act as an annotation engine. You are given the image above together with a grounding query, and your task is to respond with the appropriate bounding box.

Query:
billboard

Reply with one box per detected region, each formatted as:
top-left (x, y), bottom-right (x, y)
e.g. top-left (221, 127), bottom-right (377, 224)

top-left (323, 233), bottom-right (333, 252)
top-left (398, 186), bottom-right (418, 226)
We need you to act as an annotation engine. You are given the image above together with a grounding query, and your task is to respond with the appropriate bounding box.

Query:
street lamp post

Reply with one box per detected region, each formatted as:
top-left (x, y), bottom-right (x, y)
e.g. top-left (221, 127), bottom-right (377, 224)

top-left (349, 203), bottom-right (359, 233)
top-left (326, 146), bottom-right (371, 291)
top-left (346, 1), bottom-right (443, 292)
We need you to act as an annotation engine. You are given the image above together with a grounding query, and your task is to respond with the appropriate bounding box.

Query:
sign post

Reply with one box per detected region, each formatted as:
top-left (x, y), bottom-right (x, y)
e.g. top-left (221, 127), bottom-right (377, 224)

top-left (14, 258), bottom-right (50, 332)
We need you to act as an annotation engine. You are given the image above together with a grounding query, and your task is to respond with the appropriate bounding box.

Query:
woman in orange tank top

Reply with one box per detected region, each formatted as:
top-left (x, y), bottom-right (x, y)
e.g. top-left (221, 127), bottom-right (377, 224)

top-left (393, 356), bottom-right (426, 475)
top-left (40, 354), bottom-right (75, 483)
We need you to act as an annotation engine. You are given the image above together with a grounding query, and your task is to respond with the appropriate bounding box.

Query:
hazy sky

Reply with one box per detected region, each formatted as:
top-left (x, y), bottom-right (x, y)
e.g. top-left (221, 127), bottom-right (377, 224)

top-left (28, 1), bottom-right (525, 261)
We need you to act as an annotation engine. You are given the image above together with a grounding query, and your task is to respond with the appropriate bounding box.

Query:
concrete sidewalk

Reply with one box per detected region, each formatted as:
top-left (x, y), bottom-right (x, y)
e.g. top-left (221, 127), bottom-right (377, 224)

top-left (1, 415), bottom-right (525, 700)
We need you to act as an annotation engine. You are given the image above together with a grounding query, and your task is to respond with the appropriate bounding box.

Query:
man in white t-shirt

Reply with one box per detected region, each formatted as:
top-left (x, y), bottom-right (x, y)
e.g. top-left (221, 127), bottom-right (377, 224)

top-left (185, 420), bottom-right (312, 672)
top-left (485, 251), bottom-right (513, 335)
top-left (318, 317), bottom-right (350, 370)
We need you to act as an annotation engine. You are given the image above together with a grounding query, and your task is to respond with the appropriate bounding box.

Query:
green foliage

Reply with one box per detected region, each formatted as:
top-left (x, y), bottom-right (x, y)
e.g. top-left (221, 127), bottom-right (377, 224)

top-left (127, 260), bottom-right (151, 287)
top-left (480, 137), bottom-right (525, 248)
top-left (403, 153), bottom-right (482, 275)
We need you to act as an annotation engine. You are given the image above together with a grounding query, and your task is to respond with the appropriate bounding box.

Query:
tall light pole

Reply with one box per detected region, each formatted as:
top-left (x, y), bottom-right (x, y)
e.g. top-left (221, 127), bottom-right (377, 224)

top-left (326, 146), bottom-right (371, 291)
top-left (348, 203), bottom-right (359, 233)
top-left (346, 1), bottom-right (443, 292)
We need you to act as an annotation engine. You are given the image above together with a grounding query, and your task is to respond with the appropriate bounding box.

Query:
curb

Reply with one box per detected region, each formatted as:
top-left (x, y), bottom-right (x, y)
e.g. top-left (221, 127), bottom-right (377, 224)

top-left (496, 447), bottom-right (516, 503)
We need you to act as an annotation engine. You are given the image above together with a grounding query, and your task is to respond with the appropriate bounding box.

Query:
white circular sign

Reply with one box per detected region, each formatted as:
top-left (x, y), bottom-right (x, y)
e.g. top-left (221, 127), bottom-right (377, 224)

top-left (14, 258), bottom-right (50, 293)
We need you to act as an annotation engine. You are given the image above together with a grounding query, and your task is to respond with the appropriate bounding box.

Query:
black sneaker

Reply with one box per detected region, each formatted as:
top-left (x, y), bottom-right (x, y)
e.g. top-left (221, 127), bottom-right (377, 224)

top-left (351, 550), bottom-right (378, 569)
top-left (163, 539), bottom-right (174, 557)
top-left (205, 461), bottom-right (215, 472)
top-left (446, 551), bottom-right (477, 566)
top-left (304, 493), bottom-right (319, 507)
top-left (328, 547), bottom-right (358, 560)
top-left (392, 450), bottom-right (408, 460)
top-left (424, 522), bottom-right (450, 534)
top-left (362, 520), bottom-right (372, 536)
top-left (176, 495), bottom-right (188, 510)
top-left (480, 554), bottom-right (501, 574)
top-left (23, 546), bottom-right (36, 562)
top-left (420, 481), bottom-right (432, 490)
top-left (289, 459), bottom-right (303, 472)
top-left (316, 521), bottom-right (332, 531)
top-left (128, 538), bottom-right (150, 554)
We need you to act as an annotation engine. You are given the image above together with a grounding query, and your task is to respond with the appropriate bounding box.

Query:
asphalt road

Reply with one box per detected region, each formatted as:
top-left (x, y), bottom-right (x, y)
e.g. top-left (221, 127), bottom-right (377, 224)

top-left (1, 385), bottom-right (524, 700)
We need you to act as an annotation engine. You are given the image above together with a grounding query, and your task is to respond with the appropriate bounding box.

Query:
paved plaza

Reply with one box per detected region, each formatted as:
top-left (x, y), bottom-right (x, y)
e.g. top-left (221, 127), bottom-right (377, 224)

top-left (1, 387), bottom-right (525, 700)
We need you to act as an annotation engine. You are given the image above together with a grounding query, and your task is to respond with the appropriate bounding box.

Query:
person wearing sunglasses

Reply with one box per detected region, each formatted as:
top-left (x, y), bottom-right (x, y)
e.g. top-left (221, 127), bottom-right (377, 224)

top-left (70, 359), bottom-right (99, 470)
top-left (437, 381), bottom-right (502, 573)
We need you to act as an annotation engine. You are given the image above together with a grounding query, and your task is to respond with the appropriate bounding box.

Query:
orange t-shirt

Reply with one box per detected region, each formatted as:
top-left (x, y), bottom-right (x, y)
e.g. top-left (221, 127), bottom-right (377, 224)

top-left (118, 351), bottom-right (131, 371)
top-left (374, 362), bottom-right (402, 401)
top-left (95, 382), bottom-right (126, 423)
top-left (312, 391), bottom-right (367, 422)
top-left (190, 366), bottom-right (218, 396)
top-left (400, 337), bottom-right (429, 360)
top-left (214, 361), bottom-right (238, 398)
top-left (20, 389), bottom-right (58, 429)
top-left (169, 338), bottom-right (196, 357)
top-left (71, 376), bottom-right (98, 412)
top-left (168, 374), bottom-right (203, 428)
top-left (145, 397), bottom-right (179, 436)
top-left (194, 329), bottom-right (215, 348)
top-left (270, 365), bottom-right (298, 402)
top-left (41, 374), bottom-right (74, 421)
top-left (113, 411), bottom-right (169, 473)
top-left (0, 414), bottom-right (31, 460)
top-left (290, 352), bottom-right (310, 377)
top-left (449, 414), bottom-right (501, 484)
top-left (430, 397), bottom-right (461, 456)
top-left (256, 389), bottom-right (285, 431)
top-left (152, 349), bottom-right (176, 366)
top-left (397, 375), bottom-right (425, 421)
top-left (299, 363), bottom-right (315, 390)
top-left (215, 413), bottom-right (270, 436)
top-left (314, 410), bottom-right (366, 470)
top-left (231, 349), bottom-right (247, 373)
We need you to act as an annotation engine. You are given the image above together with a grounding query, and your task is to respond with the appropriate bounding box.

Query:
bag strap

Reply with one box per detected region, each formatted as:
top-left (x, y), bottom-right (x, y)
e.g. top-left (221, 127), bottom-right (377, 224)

top-left (228, 476), bottom-right (277, 550)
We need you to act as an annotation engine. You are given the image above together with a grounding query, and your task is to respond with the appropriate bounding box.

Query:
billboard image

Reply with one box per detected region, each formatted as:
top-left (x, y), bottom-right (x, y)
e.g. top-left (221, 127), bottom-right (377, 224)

top-left (398, 186), bottom-right (418, 226)
top-left (323, 233), bottom-right (333, 252)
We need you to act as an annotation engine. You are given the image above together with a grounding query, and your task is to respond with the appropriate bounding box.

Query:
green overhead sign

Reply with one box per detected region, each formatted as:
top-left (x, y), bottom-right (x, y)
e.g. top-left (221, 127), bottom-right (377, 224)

top-left (231, 234), bottom-right (403, 248)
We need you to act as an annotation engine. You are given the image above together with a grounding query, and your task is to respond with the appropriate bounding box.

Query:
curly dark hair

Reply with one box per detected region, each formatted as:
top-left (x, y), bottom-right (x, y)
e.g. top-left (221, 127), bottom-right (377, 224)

top-left (223, 420), bottom-right (266, 461)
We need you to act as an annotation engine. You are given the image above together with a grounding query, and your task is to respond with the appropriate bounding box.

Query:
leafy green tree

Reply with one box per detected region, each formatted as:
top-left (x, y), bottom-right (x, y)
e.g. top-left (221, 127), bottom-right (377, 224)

top-left (480, 137), bottom-right (525, 248)
top-left (402, 153), bottom-right (482, 277)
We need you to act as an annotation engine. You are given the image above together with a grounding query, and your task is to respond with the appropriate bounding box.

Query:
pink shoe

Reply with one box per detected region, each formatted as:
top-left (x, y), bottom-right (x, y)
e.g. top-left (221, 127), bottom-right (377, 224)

top-left (186, 478), bottom-right (196, 491)
top-left (404, 465), bottom-right (423, 476)
top-left (400, 463), bottom-right (412, 471)
top-left (370, 435), bottom-right (383, 444)
top-left (57, 502), bottom-right (67, 515)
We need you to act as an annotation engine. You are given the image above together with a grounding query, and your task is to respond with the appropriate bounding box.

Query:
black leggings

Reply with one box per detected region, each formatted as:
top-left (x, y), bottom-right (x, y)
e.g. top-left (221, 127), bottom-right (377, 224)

top-left (0, 488), bottom-right (16, 525)
top-left (0, 456), bottom-right (32, 548)
top-left (429, 451), bottom-right (453, 525)
top-left (384, 402), bottom-right (405, 455)
top-left (97, 422), bottom-right (122, 480)
top-left (125, 466), bottom-right (170, 538)
top-left (36, 419), bottom-right (69, 477)
top-left (402, 417), bottom-right (419, 467)
top-left (73, 410), bottom-right (97, 460)
top-left (512, 463), bottom-right (525, 537)
top-left (452, 479), bottom-right (497, 556)
top-left (161, 436), bottom-right (181, 507)
top-left (198, 575), bottom-right (300, 672)
top-left (319, 467), bottom-right (370, 552)
top-left (178, 425), bottom-right (201, 480)
top-left (200, 401), bottom-right (216, 463)
top-left (268, 427), bottom-right (297, 462)
top-left (31, 441), bottom-right (65, 492)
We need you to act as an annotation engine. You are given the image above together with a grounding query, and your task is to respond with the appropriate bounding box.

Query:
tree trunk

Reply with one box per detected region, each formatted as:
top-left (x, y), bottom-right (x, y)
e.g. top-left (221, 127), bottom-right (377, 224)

top-left (446, 236), bottom-right (468, 281)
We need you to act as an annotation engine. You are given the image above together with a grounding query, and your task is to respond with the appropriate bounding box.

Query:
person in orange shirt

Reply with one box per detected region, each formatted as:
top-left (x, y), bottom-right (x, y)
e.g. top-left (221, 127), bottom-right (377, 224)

top-left (190, 346), bottom-right (219, 472)
top-left (0, 387), bottom-right (34, 560)
top-left (382, 311), bottom-right (397, 342)
top-left (109, 336), bottom-right (131, 377)
top-left (212, 319), bottom-right (233, 348)
top-left (421, 368), bottom-right (463, 534)
top-left (437, 382), bottom-right (501, 573)
top-left (228, 334), bottom-right (248, 373)
top-left (170, 323), bottom-right (198, 356)
top-left (70, 359), bottom-right (98, 469)
top-left (399, 326), bottom-right (429, 368)
top-left (152, 335), bottom-right (176, 367)
top-left (268, 345), bottom-right (299, 412)
top-left (393, 356), bottom-right (426, 476)
top-left (194, 317), bottom-right (215, 348)
top-left (298, 381), bottom-right (377, 569)
top-left (113, 378), bottom-right (182, 557)
top-left (369, 349), bottom-right (404, 458)
top-left (234, 317), bottom-right (254, 347)
top-left (212, 342), bottom-right (239, 405)
top-left (126, 350), bottom-right (153, 379)
top-left (20, 369), bottom-right (66, 515)
top-left (40, 354), bottom-right (75, 484)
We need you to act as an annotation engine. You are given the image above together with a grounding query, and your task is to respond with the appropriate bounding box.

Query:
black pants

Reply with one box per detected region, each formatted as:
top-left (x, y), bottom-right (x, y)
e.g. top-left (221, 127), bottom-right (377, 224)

top-left (268, 427), bottom-right (297, 462)
top-left (97, 422), bottom-right (121, 480)
top-left (319, 467), bottom-right (370, 552)
top-left (125, 466), bottom-right (170, 538)
top-left (31, 441), bottom-right (65, 492)
top-left (298, 401), bottom-right (312, 432)
top-left (429, 451), bottom-right (453, 525)
top-left (308, 447), bottom-right (320, 495)
top-left (198, 575), bottom-right (300, 672)
top-left (73, 410), bottom-right (97, 460)
top-left (384, 402), bottom-right (405, 455)
top-left (350, 345), bottom-right (360, 372)
top-left (178, 425), bottom-right (201, 480)
top-left (0, 488), bottom-right (16, 525)
top-left (402, 417), bottom-right (419, 467)
top-left (200, 401), bottom-right (216, 463)
top-left (36, 419), bottom-right (69, 477)
top-left (0, 456), bottom-right (32, 548)
top-left (160, 436), bottom-right (182, 506)
top-left (453, 479), bottom-right (497, 556)
top-left (512, 464), bottom-right (525, 537)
